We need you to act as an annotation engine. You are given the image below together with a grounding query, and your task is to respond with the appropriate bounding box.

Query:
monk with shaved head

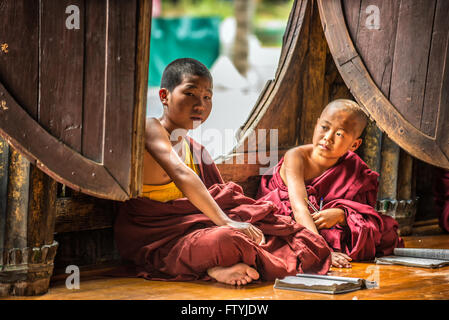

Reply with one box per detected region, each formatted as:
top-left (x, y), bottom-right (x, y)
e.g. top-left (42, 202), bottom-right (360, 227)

top-left (257, 99), bottom-right (403, 268)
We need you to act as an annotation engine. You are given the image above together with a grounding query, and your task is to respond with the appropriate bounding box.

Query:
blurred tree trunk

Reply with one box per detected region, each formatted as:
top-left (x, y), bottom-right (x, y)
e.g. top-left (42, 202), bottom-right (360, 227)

top-left (233, 0), bottom-right (255, 76)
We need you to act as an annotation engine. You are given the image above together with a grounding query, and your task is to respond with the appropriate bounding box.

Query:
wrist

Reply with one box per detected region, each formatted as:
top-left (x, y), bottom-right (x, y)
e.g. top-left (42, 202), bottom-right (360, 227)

top-left (216, 213), bottom-right (233, 226)
top-left (338, 208), bottom-right (347, 225)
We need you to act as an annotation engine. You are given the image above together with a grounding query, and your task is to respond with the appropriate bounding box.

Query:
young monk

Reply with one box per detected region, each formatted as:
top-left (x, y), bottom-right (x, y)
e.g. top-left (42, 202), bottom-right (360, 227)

top-left (257, 99), bottom-right (404, 268)
top-left (114, 58), bottom-right (331, 286)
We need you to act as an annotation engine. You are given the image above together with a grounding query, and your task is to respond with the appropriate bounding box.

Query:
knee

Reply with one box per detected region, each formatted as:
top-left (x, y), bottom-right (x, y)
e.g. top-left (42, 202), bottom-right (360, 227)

top-left (209, 226), bottom-right (244, 245)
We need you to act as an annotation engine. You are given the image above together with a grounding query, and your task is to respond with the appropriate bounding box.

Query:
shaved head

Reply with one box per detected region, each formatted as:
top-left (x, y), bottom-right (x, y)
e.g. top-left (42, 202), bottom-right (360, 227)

top-left (321, 99), bottom-right (368, 138)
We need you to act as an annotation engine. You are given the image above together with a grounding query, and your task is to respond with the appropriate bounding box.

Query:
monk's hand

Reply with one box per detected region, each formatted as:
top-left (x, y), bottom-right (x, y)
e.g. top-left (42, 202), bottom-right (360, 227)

top-left (331, 252), bottom-right (352, 268)
top-left (311, 208), bottom-right (346, 230)
top-left (225, 220), bottom-right (266, 245)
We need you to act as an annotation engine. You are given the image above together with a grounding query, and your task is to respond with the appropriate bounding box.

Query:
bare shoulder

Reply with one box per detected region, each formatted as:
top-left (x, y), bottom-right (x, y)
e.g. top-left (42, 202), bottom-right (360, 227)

top-left (144, 117), bottom-right (173, 156)
top-left (145, 117), bottom-right (166, 137)
top-left (284, 145), bottom-right (312, 167)
top-left (145, 117), bottom-right (170, 141)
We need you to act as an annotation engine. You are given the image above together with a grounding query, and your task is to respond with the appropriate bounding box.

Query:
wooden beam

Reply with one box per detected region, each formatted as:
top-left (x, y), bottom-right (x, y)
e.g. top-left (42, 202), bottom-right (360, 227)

top-left (130, 0), bottom-right (153, 198)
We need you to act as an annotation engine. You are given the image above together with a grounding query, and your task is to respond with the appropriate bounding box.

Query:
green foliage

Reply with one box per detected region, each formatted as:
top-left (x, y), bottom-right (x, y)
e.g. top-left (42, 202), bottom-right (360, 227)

top-left (161, 0), bottom-right (294, 21)
top-left (162, 0), bottom-right (234, 19)
top-left (254, 0), bottom-right (293, 24)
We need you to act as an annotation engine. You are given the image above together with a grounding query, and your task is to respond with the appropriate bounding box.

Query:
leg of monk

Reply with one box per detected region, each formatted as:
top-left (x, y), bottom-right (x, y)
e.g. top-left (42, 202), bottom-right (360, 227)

top-left (160, 226), bottom-right (261, 285)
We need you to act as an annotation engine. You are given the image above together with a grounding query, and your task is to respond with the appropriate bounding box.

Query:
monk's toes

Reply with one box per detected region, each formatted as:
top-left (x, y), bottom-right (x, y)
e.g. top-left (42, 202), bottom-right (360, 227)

top-left (247, 267), bottom-right (259, 280)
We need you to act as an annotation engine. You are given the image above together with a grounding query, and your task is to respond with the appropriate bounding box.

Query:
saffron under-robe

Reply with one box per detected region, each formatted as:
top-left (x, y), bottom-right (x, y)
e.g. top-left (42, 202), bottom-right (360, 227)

top-left (114, 137), bottom-right (331, 281)
top-left (256, 151), bottom-right (404, 262)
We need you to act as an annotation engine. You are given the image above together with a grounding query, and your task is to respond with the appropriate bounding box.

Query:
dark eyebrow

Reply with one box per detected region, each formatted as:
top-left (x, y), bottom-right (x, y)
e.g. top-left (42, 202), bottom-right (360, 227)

top-left (321, 120), bottom-right (347, 132)
top-left (184, 84), bottom-right (213, 95)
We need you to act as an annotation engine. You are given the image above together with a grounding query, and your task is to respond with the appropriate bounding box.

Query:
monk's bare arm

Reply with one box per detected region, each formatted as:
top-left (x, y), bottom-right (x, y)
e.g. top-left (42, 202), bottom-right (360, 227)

top-left (282, 149), bottom-right (319, 235)
top-left (144, 119), bottom-right (264, 243)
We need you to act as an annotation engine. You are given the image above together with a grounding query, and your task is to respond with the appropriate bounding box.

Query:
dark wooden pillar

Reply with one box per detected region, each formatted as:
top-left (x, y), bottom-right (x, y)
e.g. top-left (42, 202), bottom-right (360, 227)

top-left (360, 120), bottom-right (382, 173)
top-left (0, 138), bottom-right (58, 296)
top-left (376, 135), bottom-right (417, 235)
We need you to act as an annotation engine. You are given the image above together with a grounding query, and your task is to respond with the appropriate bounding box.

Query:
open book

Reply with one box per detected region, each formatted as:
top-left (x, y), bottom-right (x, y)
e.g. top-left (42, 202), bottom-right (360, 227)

top-left (274, 274), bottom-right (377, 294)
top-left (375, 248), bottom-right (449, 268)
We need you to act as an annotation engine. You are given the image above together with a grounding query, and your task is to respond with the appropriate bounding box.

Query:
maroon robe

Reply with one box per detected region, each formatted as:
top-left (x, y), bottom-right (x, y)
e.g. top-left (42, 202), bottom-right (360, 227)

top-left (433, 167), bottom-right (449, 233)
top-left (114, 137), bottom-right (331, 281)
top-left (256, 151), bottom-right (403, 262)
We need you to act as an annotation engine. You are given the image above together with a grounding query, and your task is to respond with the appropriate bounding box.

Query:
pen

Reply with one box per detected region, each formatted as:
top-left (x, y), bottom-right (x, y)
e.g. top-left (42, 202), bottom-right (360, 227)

top-left (320, 197), bottom-right (323, 211)
top-left (304, 197), bottom-right (319, 214)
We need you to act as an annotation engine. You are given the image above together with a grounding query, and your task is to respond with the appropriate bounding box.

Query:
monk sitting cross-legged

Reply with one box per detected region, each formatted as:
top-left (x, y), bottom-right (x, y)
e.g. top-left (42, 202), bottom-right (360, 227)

top-left (257, 99), bottom-right (404, 268)
top-left (114, 58), bottom-right (331, 286)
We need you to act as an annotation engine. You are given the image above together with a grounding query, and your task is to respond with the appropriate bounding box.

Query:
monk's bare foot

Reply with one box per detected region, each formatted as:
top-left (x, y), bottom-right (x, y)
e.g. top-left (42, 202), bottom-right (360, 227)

top-left (331, 252), bottom-right (352, 268)
top-left (207, 263), bottom-right (260, 286)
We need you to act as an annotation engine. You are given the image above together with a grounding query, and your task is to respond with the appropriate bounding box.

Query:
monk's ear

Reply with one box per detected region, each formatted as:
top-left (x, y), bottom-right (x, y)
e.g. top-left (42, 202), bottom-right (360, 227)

top-left (349, 138), bottom-right (362, 152)
top-left (159, 88), bottom-right (169, 106)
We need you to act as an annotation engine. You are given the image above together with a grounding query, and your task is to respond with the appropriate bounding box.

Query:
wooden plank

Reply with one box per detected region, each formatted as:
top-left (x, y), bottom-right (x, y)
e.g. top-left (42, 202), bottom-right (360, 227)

top-left (438, 40), bottom-right (449, 160)
top-left (40, 0), bottom-right (85, 152)
top-left (54, 196), bottom-right (114, 233)
top-left (129, 0), bottom-right (152, 198)
top-left (82, 0), bottom-right (107, 162)
top-left (421, 0), bottom-right (449, 137)
top-left (27, 166), bottom-right (57, 248)
top-left (0, 137), bottom-right (9, 264)
top-left (318, 2), bottom-right (359, 67)
top-left (389, 0), bottom-right (436, 129)
top-left (0, 0), bottom-right (39, 118)
top-left (353, 0), bottom-right (400, 98)
top-left (53, 228), bottom-right (119, 273)
top-left (103, 0), bottom-right (137, 194)
top-left (342, 0), bottom-right (361, 43)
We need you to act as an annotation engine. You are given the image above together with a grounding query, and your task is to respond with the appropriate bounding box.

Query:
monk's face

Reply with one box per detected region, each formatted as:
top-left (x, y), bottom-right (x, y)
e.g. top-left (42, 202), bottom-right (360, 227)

top-left (312, 106), bottom-right (362, 160)
top-left (159, 74), bottom-right (213, 130)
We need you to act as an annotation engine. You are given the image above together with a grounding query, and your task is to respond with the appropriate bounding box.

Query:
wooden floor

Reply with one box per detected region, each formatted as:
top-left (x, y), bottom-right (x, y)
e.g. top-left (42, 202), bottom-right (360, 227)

top-left (2, 234), bottom-right (449, 300)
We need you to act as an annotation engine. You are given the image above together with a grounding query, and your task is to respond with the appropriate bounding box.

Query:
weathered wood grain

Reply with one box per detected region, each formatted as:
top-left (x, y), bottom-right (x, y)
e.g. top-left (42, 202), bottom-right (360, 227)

top-left (0, 0), bottom-right (150, 200)
top-left (0, 0), bottom-right (39, 118)
top-left (4, 149), bottom-right (29, 250)
top-left (422, 0), bottom-right (449, 137)
top-left (130, 0), bottom-right (152, 198)
top-left (0, 137), bottom-right (9, 265)
top-left (102, 0), bottom-right (137, 196)
top-left (27, 166), bottom-right (57, 248)
top-left (346, 0), bottom-right (400, 99)
top-left (54, 196), bottom-right (114, 233)
top-left (82, 0), bottom-right (107, 162)
top-left (40, 0), bottom-right (85, 152)
top-left (389, 0), bottom-right (436, 130)
top-left (0, 81), bottom-right (128, 200)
